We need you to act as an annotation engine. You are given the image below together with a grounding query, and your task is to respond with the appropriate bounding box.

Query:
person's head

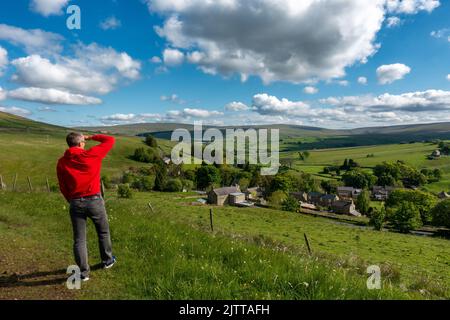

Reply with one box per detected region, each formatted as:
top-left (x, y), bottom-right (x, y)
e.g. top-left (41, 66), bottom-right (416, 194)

top-left (66, 132), bottom-right (86, 149)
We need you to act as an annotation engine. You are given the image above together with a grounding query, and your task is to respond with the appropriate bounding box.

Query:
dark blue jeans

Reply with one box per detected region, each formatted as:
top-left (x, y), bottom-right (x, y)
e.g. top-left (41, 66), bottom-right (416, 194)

top-left (69, 195), bottom-right (114, 277)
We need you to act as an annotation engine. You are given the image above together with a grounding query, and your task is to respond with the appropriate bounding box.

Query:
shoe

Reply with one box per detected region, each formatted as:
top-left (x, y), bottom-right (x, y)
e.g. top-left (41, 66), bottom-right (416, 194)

top-left (104, 256), bottom-right (116, 269)
top-left (81, 275), bottom-right (90, 282)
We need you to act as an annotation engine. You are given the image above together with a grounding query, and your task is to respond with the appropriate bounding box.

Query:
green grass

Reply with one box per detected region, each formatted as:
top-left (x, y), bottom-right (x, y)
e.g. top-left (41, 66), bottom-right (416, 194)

top-left (282, 142), bottom-right (450, 193)
top-left (0, 191), bottom-right (435, 300)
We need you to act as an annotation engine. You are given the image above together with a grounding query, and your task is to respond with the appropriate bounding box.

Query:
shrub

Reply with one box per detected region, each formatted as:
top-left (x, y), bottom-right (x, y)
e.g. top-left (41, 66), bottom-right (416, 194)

top-left (431, 199), bottom-right (450, 228)
top-left (195, 165), bottom-right (221, 190)
top-left (132, 147), bottom-right (159, 163)
top-left (356, 189), bottom-right (371, 215)
top-left (154, 163), bottom-right (168, 191)
top-left (101, 175), bottom-right (112, 189)
top-left (132, 176), bottom-right (155, 192)
top-left (369, 207), bottom-right (386, 231)
top-left (182, 179), bottom-right (195, 192)
top-left (164, 179), bottom-right (183, 192)
top-left (268, 191), bottom-right (287, 209)
top-left (118, 184), bottom-right (133, 199)
top-left (282, 196), bottom-right (300, 212)
top-left (145, 135), bottom-right (158, 148)
top-left (389, 202), bottom-right (422, 233)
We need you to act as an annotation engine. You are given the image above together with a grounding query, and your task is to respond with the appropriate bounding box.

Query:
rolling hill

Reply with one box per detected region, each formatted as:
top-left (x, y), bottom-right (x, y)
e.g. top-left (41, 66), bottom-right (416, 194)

top-left (80, 121), bottom-right (450, 151)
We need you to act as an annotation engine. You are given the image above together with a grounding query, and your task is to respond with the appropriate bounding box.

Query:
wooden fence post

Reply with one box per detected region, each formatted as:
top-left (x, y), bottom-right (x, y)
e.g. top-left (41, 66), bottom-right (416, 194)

top-left (304, 233), bottom-right (312, 255)
top-left (46, 177), bottom-right (51, 193)
top-left (27, 176), bottom-right (33, 192)
top-left (210, 208), bottom-right (214, 232)
top-left (0, 175), bottom-right (4, 191)
top-left (13, 174), bottom-right (18, 191)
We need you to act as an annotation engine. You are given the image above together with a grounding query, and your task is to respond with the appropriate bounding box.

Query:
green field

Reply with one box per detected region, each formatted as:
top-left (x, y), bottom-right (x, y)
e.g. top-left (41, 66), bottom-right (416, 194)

top-left (1, 191), bottom-right (449, 300)
top-left (1, 111), bottom-right (450, 300)
top-left (282, 143), bottom-right (450, 193)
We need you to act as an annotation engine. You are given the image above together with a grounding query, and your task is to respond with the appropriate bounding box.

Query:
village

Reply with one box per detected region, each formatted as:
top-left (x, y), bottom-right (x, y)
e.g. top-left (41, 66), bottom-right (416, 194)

top-left (205, 184), bottom-right (408, 217)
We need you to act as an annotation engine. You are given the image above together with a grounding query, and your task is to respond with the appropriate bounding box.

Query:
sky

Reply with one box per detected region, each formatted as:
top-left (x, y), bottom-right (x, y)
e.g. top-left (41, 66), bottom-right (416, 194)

top-left (0, 0), bottom-right (449, 129)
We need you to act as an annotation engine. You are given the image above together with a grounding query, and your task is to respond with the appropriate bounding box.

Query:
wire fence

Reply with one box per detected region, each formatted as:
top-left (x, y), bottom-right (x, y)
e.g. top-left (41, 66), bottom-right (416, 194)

top-left (0, 173), bottom-right (58, 193)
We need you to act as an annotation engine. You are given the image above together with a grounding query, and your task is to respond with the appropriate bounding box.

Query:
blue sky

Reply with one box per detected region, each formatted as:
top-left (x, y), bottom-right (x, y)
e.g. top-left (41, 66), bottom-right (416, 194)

top-left (0, 0), bottom-right (449, 128)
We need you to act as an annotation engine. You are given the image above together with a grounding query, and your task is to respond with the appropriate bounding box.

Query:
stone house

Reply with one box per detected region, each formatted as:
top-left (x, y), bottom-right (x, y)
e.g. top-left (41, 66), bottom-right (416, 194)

top-left (332, 200), bottom-right (361, 217)
top-left (208, 186), bottom-right (241, 206)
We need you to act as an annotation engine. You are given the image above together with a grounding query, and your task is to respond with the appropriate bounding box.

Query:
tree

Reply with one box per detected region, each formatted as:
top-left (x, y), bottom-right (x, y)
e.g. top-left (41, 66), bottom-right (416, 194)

top-left (389, 202), bottom-right (422, 233)
top-left (298, 151), bottom-right (310, 162)
top-left (342, 170), bottom-right (376, 189)
top-left (268, 191), bottom-right (288, 209)
top-left (282, 196), bottom-right (300, 212)
top-left (321, 180), bottom-right (343, 194)
top-left (369, 207), bottom-right (386, 231)
top-left (356, 189), bottom-right (371, 215)
top-left (195, 165), bottom-right (222, 190)
top-left (145, 135), bottom-right (158, 148)
top-left (164, 178), bottom-right (183, 192)
top-left (132, 147), bottom-right (159, 163)
top-left (386, 189), bottom-right (437, 224)
top-left (431, 199), bottom-right (450, 228)
top-left (154, 163), bottom-right (168, 191)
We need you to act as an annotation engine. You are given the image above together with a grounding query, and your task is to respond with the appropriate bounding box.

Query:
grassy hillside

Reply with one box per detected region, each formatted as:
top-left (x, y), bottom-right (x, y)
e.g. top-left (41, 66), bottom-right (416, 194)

top-left (0, 112), bottom-right (174, 190)
top-left (282, 142), bottom-right (450, 193)
top-left (80, 122), bottom-right (450, 151)
top-left (2, 191), bottom-right (447, 300)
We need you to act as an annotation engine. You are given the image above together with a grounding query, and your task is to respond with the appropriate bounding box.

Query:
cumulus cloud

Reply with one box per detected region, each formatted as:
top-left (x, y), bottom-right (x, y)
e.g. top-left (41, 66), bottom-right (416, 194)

top-left (0, 24), bottom-right (63, 55)
top-left (225, 101), bottom-right (250, 112)
top-left (377, 63), bottom-right (411, 84)
top-left (8, 87), bottom-right (102, 105)
top-left (0, 87), bottom-right (6, 100)
top-left (431, 28), bottom-right (450, 42)
top-left (100, 16), bottom-right (122, 30)
top-left (150, 56), bottom-right (162, 64)
top-left (304, 86), bottom-right (319, 95)
top-left (10, 44), bottom-right (141, 96)
top-left (163, 48), bottom-right (184, 66)
top-left (30, 0), bottom-right (70, 17)
top-left (148, 0), bottom-right (387, 84)
top-left (0, 46), bottom-right (7, 76)
top-left (358, 77), bottom-right (368, 85)
top-left (386, 0), bottom-right (440, 14)
top-left (321, 90), bottom-right (450, 112)
top-left (0, 106), bottom-right (32, 117)
top-left (168, 108), bottom-right (223, 119)
top-left (161, 94), bottom-right (184, 104)
top-left (386, 16), bottom-right (401, 28)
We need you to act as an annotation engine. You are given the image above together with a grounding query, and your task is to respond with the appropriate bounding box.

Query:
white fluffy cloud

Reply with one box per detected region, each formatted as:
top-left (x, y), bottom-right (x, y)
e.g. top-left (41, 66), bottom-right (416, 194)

top-left (386, 0), bottom-right (440, 14)
top-left (0, 106), bottom-right (32, 117)
top-left (0, 24), bottom-right (63, 55)
top-left (377, 63), bottom-right (411, 84)
top-left (386, 16), bottom-right (401, 28)
top-left (8, 87), bottom-right (102, 105)
top-left (100, 16), bottom-right (122, 30)
top-left (358, 77), bottom-right (368, 85)
top-left (30, 0), bottom-right (70, 17)
top-left (0, 46), bottom-right (7, 76)
top-left (321, 90), bottom-right (450, 112)
top-left (163, 48), bottom-right (184, 66)
top-left (304, 86), bottom-right (319, 95)
top-left (0, 87), bottom-right (6, 100)
top-left (225, 101), bottom-right (249, 112)
top-left (168, 108), bottom-right (223, 119)
top-left (147, 0), bottom-right (439, 84)
top-left (10, 44), bottom-right (141, 96)
top-left (149, 0), bottom-right (386, 83)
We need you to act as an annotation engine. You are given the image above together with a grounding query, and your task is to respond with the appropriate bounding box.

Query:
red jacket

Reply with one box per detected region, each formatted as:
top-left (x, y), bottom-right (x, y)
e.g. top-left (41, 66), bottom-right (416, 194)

top-left (57, 135), bottom-right (115, 201)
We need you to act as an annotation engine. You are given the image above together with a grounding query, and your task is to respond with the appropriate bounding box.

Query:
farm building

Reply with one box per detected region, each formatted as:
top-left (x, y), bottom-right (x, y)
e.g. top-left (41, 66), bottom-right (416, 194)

top-left (332, 200), bottom-right (361, 217)
top-left (208, 186), bottom-right (242, 206)
top-left (372, 186), bottom-right (396, 201)
top-left (337, 187), bottom-right (362, 200)
top-left (246, 187), bottom-right (264, 200)
top-left (290, 192), bottom-right (308, 202)
top-left (308, 192), bottom-right (323, 205)
top-left (229, 192), bottom-right (246, 205)
top-left (319, 194), bottom-right (339, 207)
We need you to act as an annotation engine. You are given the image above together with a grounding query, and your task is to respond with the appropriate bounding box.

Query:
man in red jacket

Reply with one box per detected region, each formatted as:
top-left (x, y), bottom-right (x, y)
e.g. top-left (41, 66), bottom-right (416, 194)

top-left (57, 133), bottom-right (116, 282)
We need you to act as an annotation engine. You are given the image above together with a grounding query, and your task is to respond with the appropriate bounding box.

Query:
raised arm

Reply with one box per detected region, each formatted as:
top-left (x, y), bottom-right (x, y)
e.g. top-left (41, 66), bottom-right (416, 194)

top-left (86, 135), bottom-right (116, 159)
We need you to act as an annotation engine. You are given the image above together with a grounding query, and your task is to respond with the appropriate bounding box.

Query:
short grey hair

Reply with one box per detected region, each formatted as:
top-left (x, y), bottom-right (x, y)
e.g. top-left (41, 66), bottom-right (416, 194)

top-left (66, 132), bottom-right (85, 147)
